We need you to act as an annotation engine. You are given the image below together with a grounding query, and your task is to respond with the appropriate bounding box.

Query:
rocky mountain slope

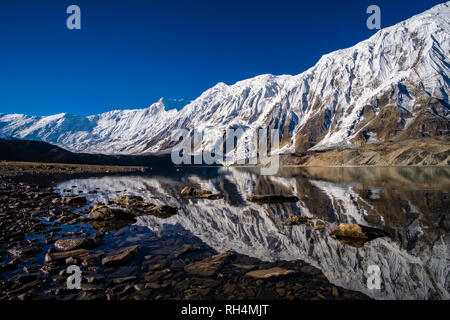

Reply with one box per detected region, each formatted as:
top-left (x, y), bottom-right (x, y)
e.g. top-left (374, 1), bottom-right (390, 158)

top-left (0, 138), bottom-right (174, 168)
top-left (0, 3), bottom-right (449, 162)
top-left (281, 138), bottom-right (450, 166)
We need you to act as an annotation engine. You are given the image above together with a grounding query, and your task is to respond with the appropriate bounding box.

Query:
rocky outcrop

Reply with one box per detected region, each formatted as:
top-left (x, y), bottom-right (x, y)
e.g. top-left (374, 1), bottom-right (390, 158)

top-left (181, 186), bottom-right (224, 200)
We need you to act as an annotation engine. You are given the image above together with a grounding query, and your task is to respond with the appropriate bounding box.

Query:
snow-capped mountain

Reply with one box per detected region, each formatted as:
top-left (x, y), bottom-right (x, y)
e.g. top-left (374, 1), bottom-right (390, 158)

top-left (1, 2), bottom-right (449, 158)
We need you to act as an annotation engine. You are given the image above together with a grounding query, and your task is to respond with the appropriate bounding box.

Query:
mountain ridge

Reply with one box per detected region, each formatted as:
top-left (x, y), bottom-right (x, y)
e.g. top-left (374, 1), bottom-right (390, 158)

top-left (0, 2), bottom-right (449, 161)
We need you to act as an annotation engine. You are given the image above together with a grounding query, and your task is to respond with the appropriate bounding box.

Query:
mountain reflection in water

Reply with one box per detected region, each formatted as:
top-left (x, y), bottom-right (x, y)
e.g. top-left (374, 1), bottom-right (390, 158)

top-left (56, 166), bottom-right (450, 300)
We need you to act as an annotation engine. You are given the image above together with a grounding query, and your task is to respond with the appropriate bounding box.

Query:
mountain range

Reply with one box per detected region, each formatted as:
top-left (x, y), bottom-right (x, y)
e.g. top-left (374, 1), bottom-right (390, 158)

top-left (0, 2), bottom-right (449, 163)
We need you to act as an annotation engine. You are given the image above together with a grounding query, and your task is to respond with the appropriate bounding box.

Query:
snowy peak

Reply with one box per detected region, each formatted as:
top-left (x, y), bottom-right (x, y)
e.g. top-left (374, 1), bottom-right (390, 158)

top-left (0, 2), bottom-right (449, 156)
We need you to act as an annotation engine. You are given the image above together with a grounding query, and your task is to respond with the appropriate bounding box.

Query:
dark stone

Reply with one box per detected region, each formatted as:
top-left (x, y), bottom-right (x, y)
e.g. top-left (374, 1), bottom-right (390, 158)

top-left (247, 195), bottom-right (299, 203)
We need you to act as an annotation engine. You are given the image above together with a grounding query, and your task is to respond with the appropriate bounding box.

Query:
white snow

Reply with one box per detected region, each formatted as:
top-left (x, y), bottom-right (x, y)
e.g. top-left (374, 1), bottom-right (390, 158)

top-left (0, 2), bottom-right (449, 159)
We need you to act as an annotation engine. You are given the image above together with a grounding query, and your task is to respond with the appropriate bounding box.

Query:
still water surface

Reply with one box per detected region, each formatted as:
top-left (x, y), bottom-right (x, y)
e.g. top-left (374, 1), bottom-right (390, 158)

top-left (56, 166), bottom-right (450, 300)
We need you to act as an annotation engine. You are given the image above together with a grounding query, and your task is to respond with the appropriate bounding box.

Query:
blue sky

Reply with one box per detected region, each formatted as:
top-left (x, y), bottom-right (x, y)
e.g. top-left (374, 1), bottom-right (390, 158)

top-left (0, 0), bottom-right (444, 116)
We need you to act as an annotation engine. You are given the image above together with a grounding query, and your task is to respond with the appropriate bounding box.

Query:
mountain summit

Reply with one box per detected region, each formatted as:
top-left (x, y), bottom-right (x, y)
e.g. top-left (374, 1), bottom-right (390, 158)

top-left (1, 2), bottom-right (448, 159)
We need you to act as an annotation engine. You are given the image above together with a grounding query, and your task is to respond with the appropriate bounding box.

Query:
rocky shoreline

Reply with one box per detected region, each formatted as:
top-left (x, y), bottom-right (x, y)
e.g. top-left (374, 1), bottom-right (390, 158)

top-left (0, 161), bottom-right (147, 177)
top-left (0, 165), bottom-right (370, 300)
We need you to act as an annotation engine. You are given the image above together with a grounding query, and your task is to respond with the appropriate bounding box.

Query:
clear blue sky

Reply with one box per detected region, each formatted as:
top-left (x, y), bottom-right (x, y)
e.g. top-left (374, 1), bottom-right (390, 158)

top-left (0, 0), bottom-right (445, 116)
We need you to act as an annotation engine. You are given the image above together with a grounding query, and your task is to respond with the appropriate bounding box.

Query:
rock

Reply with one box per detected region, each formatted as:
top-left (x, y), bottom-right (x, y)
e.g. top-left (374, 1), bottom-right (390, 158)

top-left (65, 257), bottom-right (80, 265)
top-left (89, 205), bottom-right (134, 221)
top-left (81, 284), bottom-right (101, 292)
top-left (223, 282), bottom-right (237, 295)
top-left (54, 238), bottom-right (100, 251)
top-left (332, 287), bottom-right (339, 297)
top-left (81, 251), bottom-right (104, 267)
top-left (197, 287), bottom-right (212, 296)
top-left (144, 269), bottom-right (170, 282)
top-left (359, 225), bottom-right (390, 239)
top-left (45, 248), bottom-right (89, 263)
top-left (102, 245), bottom-right (139, 267)
top-left (184, 252), bottom-right (232, 277)
top-left (8, 280), bottom-right (41, 295)
top-left (246, 267), bottom-right (296, 279)
top-left (111, 195), bottom-right (161, 217)
top-left (63, 196), bottom-right (87, 207)
top-left (330, 224), bottom-right (369, 240)
top-left (284, 215), bottom-right (308, 226)
top-left (110, 195), bottom-right (178, 218)
top-left (113, 276), bottom-right (137, 284)
top-left (330, 223), bottom-right (389, 248)
top-left (111, 195), bottom-right (143, 207)
top-left (276, 287), bottom-right (286, 296)
top-left (181, 186), bottom-right (223, 200)
top-left (175, 244), bottom-right (200, 258)
top-left (146, 282), bottom-right (161, 290)
top-left (114, 230), bottom-right (126, 237)
top-left (312, 219), bottom-right (327, 230)
top-left (147, 205), bottom-right (178, 218)
top-left (0, 259), bottom-right (20, 273)
top-left (232, 264), bottom-right (255, 270)
top-left (247, 195), bottom-right (299, 203)
top-left (89, 219), bottom-right (135, 233)
top-left (8, 245), bottom-right (43, 258)
top-left (316, 292), bottom-right (326, 299)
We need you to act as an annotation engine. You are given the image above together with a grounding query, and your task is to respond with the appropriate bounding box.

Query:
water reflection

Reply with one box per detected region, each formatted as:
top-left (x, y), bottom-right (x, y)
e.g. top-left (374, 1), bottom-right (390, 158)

top-left (56, 166), bottom-right (450, 300)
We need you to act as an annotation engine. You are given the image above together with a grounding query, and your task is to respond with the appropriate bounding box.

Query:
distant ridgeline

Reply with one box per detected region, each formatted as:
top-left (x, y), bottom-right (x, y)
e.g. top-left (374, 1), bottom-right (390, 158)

top-left (0, 138), bottom-right (175, 168)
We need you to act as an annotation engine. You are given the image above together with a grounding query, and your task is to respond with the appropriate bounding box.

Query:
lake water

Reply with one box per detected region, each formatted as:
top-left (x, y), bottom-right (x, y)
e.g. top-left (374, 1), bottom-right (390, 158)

top-left (56, 166), bottom-right (450, 300)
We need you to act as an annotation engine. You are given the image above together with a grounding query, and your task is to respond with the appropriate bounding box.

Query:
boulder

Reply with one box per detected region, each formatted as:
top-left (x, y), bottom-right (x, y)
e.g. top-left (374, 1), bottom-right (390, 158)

top-left (181, 186), bottom-right (223, 200)
top-left (284, 215), bottom-right (309, 226)
top-left (63, 196), bottom-right (87, 207)
top-left (111, 195), bottom-right (178, 218)
top-left (329, 223), bottom-right (389, 248)
top-left (88, 205), bottom-right (134, 221)
top-left (111, 195), bottom-right (143, 208)
top-left (330, 224), bottom-right (369, 240)
top-left (184, 252), bottom-right (232, 277)
top-left (246, 267), bottom-right (296, 279)
top-left (102, 245), bottom-right (139, 267)
top-left (54, 237), bottom-right (103, 251)
top-left (89, 219), bottom-right (135, 233)
top-left (247, 195), bottom-right (299, 203)
top-left (55, 238), bottom-right (90, 251)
